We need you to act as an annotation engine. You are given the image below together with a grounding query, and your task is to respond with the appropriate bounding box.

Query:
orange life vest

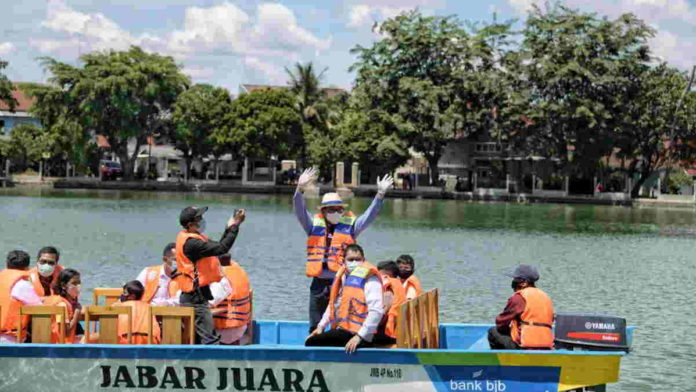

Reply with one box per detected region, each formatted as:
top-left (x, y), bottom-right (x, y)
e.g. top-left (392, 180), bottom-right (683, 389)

top-left (175, 231), bottom-right (223, 293)
top-left (510, 287), bottom-right (555, 349)
top-left (29, 265), bottom-right (64, 297)
top-left (142, 265), bottom-right (180, 303)
top-left (306, 212), bottom-right (356, 277)
top-left (0, 269), bottom-right (30, 337)
top-left (213, 262), bottom-right (252, 329)
top-left (43, 295), bottom-right (76, 344)
top-left (402, 275), bottom-right (423, 300)
top-left (113, 300), bottom-right (160, 345)
top-left (328, 263), bottom-right (383, 334)
top-left (382, 277), bottom-right (406, 338)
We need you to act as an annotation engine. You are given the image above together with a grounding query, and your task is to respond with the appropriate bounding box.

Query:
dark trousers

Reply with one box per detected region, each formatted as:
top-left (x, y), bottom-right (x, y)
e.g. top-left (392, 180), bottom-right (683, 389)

top-left (488, 327), bottom-right (519, 350)
top-left (181, 289), bottom-right (220, 345)
top-left (305, 329), bottom-right (396, 347)
top-left (308, 278), bottom-right (333, 333)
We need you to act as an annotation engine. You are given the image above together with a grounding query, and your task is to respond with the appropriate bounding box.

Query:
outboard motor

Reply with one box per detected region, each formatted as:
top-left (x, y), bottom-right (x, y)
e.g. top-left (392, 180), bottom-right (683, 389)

top-left (554, 313), bottom-right (629, 352)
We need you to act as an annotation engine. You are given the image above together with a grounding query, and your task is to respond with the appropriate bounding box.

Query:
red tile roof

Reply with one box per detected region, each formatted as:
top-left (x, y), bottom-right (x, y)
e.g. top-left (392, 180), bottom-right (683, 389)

top-left (0, 84), bottom-right (35, 112)
top-left (96, 135), bottom-right (111, 148)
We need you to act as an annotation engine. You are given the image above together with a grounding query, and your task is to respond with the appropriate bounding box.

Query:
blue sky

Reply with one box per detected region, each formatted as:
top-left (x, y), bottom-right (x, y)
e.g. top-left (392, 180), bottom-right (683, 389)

top-left (2, 0), bottom-right (695, 94)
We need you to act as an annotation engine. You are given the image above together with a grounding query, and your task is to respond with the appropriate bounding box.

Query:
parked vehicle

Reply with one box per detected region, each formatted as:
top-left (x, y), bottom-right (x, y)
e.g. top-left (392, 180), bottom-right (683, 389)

top-left (99, 160), bottom-right (123, 180)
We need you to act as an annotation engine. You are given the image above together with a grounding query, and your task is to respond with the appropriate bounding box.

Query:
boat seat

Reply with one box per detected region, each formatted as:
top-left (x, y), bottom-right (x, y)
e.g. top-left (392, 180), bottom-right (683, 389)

top-left (395, 289), bottom-right (440, 349)
top-left (148, 306), bottom-right (194, 344)
top-left (18, 306), bottom-right (67, 344)
top-left (84, 305), bottom-right (132, 344)
top-left (92, 288), bottom-right (123, 306)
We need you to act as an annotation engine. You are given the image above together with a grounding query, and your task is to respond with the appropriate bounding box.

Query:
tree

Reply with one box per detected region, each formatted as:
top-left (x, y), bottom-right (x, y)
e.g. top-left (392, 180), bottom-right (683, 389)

top-left (350, 11), bottom-right (512, 184)
top-left (615, 65), bottom-right (696, 196)
top-left (4, 123), bottom-right (54, 170)
top-left (0, 58), bottom-right (16, 112)
top-left (41, 46), bottom-right (190, 179)
top-left (213, 88), bottom-right (302, 162)
top-left (509, 4), bottom-right (654, 179)
top-left (171, 84), bottom-right (232, 180)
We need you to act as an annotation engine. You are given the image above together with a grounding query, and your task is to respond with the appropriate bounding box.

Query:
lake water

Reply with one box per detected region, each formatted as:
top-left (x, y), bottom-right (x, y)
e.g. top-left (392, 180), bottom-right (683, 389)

top-left (1, 186), bottom-right (695, 391)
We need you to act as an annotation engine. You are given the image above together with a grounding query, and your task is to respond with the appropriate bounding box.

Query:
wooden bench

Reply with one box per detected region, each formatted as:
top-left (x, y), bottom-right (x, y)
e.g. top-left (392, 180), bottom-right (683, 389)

top-left (92, 288), bottom-right (123, 306)
top-left (395, 289), bottom-right (440, 349)
top-left (18, 306), bottom-right (67, 344)
top-left (148, 306), bottom-right (194, 344)
top-left (84, 305), bottom-right (132, 344)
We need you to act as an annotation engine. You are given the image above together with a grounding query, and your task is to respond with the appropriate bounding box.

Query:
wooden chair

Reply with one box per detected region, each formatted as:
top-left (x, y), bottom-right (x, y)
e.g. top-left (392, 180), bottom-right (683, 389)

top-left (18, 306), bottom-right (67, 344)
top-left (148, 306), bottom-right (194, 344)
top-left (92, 288), bottom-right (123, 306)
top-left (396, 289), bottom-right (440, 349)
top-left (84, 305), bottom-right (132, 344)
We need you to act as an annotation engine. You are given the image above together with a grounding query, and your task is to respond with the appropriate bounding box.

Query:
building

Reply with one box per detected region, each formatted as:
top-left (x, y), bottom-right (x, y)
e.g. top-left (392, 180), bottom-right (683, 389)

top-left (0, 84), bottom-right (41, 136)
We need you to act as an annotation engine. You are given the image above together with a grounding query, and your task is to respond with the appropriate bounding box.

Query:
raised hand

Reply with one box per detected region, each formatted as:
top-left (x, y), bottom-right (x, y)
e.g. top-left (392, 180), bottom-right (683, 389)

top-left (376, 174), bottom-right (394, 196)
top-left (297, 167), bottom-right (318, 190)
top-left (227, 209), bottom-right (246, 227)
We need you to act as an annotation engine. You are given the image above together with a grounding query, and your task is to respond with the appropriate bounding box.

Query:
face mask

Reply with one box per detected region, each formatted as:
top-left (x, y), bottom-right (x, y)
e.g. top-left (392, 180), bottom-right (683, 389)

top-left (399, 269), bottom-right (413, 280)
top-left (346, 260), bottom-right (362, 273)
top-left (37, 263), bottom-right (56, 277)
top-left (198, 218), bottom-right (207, 233)
top-left (325, 212), bottom-right (342, 225)
top-left (67, 284), bottom-right (81, 299)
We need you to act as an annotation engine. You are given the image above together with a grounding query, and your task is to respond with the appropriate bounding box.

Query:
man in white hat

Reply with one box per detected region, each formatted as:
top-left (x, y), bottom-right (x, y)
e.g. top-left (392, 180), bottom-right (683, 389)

top-left (294, 167), bottom-right (393, 333)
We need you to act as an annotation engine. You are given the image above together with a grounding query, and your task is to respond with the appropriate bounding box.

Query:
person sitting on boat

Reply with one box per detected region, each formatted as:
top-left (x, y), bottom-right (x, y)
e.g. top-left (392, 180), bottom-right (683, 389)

top-left (306, 244), bottom-right (390, 353)
top-left (294, 167), bottom-right (393, 334)
top-left (397, 254), bottom-right (422, 300)
top-left (135, 242), bottom-right (180, 306)
top-left (43, 268), bottom-right (83, 343)
top-left (175, 206), bottom-right (245, 345)
top-left (377, 260), bottom-right (406, 344)
top-left (209, 253), bottom-right (251, 345)
top-left (488, 265), bottom-right (555, 350)
top-left (29, 246), bottom-right (64, 298)
top-left (113, 280), bottom-right (160, 345)
top-left (0, 250), bottom-right (43, 343)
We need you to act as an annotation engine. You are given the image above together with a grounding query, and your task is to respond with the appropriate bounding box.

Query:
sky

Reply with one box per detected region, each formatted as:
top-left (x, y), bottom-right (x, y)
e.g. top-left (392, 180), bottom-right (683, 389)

top-left (1, 0), bottom-right (695, 94)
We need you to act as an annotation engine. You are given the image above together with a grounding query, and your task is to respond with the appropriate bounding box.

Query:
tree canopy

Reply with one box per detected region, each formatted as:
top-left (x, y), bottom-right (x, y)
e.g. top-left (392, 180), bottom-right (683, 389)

top-left (0, 59), bottom-right (16, 112)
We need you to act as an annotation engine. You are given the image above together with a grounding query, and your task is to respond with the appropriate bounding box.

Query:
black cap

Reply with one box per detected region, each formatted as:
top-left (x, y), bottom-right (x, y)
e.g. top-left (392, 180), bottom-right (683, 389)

top-left (505, 264), bottom-right (540, 282)
top-left (179, 206), bottom-right (208, 227)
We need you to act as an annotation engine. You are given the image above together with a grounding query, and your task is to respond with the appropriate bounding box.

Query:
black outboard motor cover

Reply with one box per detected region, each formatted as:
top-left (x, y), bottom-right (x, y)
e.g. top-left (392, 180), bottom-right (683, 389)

top-left (554, 313), bottom-right (629, 352)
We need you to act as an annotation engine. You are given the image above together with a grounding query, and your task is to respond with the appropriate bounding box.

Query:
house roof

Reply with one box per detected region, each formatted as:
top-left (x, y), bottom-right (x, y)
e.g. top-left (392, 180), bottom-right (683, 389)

top-left (0, 84), bottom-right (35, 112)
top-left (96, 135), bottom-right (111, 148)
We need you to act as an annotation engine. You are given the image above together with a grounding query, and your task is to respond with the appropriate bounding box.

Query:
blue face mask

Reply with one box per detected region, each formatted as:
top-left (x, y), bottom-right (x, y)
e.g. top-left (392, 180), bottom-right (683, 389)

top-left (198, 218), bottom-right (207, 233)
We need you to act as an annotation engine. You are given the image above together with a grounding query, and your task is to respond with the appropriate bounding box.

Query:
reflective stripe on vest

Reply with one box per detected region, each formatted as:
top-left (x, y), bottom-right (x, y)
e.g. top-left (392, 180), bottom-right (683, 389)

top-left (174, 231), bottom-right (223, 293)
top-left (306, 212), bottom-right (356, 277)
top-left (0, 269), bottom-right (30, 336)
top-left (510, 287), bottom-right (555, 349)
top-left (43, 295), bottom-right (75, 344)
top-left (29, 265), bottom-right (64, 297)
top-left (213, 262), bottom-right (252, 329)
top-left (328, 263), bottom-right (383, 334)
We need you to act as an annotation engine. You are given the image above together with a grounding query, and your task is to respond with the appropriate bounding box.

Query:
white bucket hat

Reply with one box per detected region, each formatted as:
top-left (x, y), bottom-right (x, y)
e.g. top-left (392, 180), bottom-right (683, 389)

top-left (318, 192), bottom-right (348, 209)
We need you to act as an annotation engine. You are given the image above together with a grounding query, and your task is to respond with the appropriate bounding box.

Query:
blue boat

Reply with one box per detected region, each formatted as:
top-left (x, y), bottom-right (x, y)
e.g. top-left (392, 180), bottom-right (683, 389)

top-left (0, 319), bottom-right (633, 392)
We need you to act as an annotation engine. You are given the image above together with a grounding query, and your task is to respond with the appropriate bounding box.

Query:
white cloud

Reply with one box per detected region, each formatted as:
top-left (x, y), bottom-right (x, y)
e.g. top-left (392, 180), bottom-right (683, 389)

top-left (243, 56), bottom-right (286, 84)
top-left (168, 3), bottom-right (251, 56)
top-left (345, 1), bottom-right (439, 28)
top-left (251, 3), bottom-right (331, 53)
top-left (650, 30), bottom-right (696, 69)
top-left (348, 5), bottom-right (373, 27)
top-left (0, 42), bottom-right (15, 55)
top-left (182, 66), bottom-right (216, 80)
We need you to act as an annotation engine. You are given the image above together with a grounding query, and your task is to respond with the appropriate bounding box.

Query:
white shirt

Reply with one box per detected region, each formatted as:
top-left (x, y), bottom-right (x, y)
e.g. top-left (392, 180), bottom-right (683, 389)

top-left (317, 272), bottom-right (384, 342)
top-left (0, 279), bottom-right (43, 343)
top-left (136, 266), bottom-right (180, 306)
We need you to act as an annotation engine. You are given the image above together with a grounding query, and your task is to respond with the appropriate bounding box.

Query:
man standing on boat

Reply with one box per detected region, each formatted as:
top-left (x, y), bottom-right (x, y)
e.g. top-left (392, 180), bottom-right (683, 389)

top-left (488, 265), bottom-right (554, 350)
top-left (294, 167), bottom-right (393, 333)
top-left (175, 206), bottom-right (245, 345)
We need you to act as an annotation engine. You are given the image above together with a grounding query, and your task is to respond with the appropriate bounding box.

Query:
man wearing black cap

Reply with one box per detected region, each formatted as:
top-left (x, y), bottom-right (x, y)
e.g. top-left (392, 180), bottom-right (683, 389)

top-left (175, 206), bottom-right (245, 345)
top-left (488, 265), bottom-right (555, 350)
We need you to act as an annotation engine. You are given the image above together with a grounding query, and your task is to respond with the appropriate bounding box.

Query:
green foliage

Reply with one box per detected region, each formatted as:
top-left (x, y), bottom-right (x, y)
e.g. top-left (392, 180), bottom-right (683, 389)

top-left (40, 46), bottom-right (190, 178)
top-left (0, 58), bottom-right (16, 112)
top-left (4, 123), bottom-right (53, 164)
top-left (667, 169), bottom-right (693, 194)
top-left (214, 88), bottom-right (302, 159)
top-left (171, 84), bottom-right (232, 175)
top-left (510, 4), bottom-right (654, 175)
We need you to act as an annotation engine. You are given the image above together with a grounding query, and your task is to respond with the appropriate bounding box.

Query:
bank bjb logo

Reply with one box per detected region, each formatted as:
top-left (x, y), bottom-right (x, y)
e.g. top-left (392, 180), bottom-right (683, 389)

top-left (448, 369), bottom-right (507, 392)
top-left (99, 365), bottom-right (330, 391)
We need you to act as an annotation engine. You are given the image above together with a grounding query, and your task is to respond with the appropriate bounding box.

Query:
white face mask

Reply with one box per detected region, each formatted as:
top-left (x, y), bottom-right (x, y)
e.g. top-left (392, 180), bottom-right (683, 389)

top-left (325, 212), bottom-right (343, 225)
top-left (346, 260), bottom-right (362, 273)
top-left (198, 218), bottom-right (207, 233)
top-left (37, 263), bottom-right (56, 277)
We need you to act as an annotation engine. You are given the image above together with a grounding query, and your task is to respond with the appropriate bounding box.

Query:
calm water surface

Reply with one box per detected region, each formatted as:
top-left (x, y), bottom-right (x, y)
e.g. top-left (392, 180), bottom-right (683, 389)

top-left (1, 187), bottom-right (695, 391)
